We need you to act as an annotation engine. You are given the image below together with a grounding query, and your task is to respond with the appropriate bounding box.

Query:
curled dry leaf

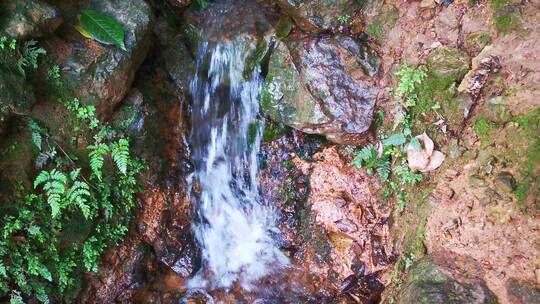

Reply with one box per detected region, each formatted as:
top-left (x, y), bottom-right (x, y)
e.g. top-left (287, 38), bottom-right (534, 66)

top-left (407, 133), bottom-right (446, 173)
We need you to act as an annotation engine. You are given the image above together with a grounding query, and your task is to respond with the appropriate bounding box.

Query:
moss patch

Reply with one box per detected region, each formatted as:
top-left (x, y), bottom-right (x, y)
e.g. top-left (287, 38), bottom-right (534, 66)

top-left (473, 117), bottom-right (498, 144)
top-left (511, 109), bottom-right (540, 213)
top-left (491, 0), bottom-right (522, 33)
top-left (367, 20), bottom-right (385, 41)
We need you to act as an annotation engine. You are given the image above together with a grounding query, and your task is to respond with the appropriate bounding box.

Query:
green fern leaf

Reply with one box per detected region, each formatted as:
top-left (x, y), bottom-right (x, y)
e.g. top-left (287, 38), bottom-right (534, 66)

top-left (111, 139), bottom-right (129, 174)
top-left (70, 168), bottom-right (81, 181)
top-left (89, 143), bottom-right (109, 180)
top-left (66, 181), bottom-right (92, 219)
top-left (48, 193), bottom-right (62, 218)
top-left (352, 144), bottom-right (377, 168)
top-left (34, 171), bottom-right (50, 188)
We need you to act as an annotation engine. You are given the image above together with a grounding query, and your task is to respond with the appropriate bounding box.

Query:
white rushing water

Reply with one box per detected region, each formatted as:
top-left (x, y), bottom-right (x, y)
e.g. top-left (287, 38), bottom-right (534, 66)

top-left (188, 41), bottom-right (288, 291)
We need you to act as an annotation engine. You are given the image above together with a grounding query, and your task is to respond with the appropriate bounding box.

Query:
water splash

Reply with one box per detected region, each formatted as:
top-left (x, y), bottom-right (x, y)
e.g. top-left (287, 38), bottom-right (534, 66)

top-left (188, 41), bottom-right (288, 291)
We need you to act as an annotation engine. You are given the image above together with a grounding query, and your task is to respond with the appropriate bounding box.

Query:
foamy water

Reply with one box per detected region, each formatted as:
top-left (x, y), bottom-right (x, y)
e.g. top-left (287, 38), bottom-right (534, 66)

top-left (188, 41), bottom-right (288, 291)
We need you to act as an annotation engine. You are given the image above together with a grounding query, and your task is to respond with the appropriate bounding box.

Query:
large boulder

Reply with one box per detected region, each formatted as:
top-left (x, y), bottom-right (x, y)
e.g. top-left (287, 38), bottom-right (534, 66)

top-left (398, 257), bottom-right (498, 304)
top-left (43, 0), bottom-right (154, 119)
top-left (0, 0), bottom-right (62, 39)
top-left (262, 34), bottom-right (379, 144)
top-left (0, 68), bottom-right (36, 134)
top-left (276, 0), bottom-right (361, 32)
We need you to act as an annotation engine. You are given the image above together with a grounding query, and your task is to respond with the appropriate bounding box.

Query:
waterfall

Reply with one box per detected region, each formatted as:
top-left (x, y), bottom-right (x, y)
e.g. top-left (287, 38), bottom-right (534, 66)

top-left (187, 41), bottom-right (288, 291)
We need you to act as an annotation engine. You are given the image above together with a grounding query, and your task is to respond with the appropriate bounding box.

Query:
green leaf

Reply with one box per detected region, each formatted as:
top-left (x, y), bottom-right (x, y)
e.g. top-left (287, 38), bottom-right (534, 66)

top-left (79, 10), bottom-right (126, 51)
top-left (31, 132), bottom-right (42, 151)
top-left (352, 144), bottom-right (377, 168)
top-left (111, 139), bottom-right (129, 174)
top-left (382, 133), bottom-right (406, 147)
top-left (0, 262), bottom-right (6, 277)
top-left (37, 265), bottom-right (52, 282)
top-left (408, 137), bottom-right (422, 151)
top-left (276, 16), bottom-right (292, 40)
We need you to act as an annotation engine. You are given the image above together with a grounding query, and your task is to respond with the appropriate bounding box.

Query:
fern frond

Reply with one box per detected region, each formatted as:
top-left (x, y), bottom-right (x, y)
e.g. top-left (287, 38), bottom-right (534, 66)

top-left (35, 169), bottom-right (67, 217)
top-left (70, 168), bottom-right (81, 181)
top-left (34, 171), bottom-right (50, 188)
top-left (66, 181), bottom-right (92, 219)
top-left (111, 139), bottom-right (129, 175)
top-left (88, 143), bottom-right (109, 181)
top-left (48, 193), bottom-right (62, 218)
top-left (352, 144), bottom-right (377, 168)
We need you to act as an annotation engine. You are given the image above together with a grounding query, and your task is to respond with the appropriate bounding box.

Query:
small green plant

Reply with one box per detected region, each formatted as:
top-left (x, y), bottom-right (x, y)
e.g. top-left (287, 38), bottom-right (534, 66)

top-left (0, 40), bottom-right (143, 303)
top-left (17, 40), bottom-right (47, 78)
top-left (337, 15), bottom-right (350, 24)
top-left (395, 65), bottom-right (427, 108)
top-left (366, 21), bottom-right (385, 41)
top-left (353, 64), bottom-right (430, 211)
top-left (404, 253), bottom-right (415, 269)
top-left (473, 117), bottom-right (498, 143)
top-left (47, 65), bottom-right (61, 80)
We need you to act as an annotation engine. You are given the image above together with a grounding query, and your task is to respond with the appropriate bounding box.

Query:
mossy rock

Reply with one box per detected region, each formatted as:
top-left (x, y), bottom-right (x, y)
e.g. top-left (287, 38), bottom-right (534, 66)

top-left (426, 47), bottom-right (470, 82)
top-left (0, 67), bottom-right (36, 133)
top-left (465, 32), bottom-right (492, 53)
top-left (262, 34), bottom-right (379, 144)
top-left (398, 257), bottom-right (498, 304)
top-left (492, 4), bottom-right (523, 34)
top-left (366, 4), bottom-right (399, 42)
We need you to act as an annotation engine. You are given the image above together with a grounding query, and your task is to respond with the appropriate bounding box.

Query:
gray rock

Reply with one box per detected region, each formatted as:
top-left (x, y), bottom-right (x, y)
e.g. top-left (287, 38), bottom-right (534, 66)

top-left (494, 172), bottom-right (516, 193)
top-left (0, 0), bottom-right (62, 39)
top-left (262, 34), bottom-right (379, 144)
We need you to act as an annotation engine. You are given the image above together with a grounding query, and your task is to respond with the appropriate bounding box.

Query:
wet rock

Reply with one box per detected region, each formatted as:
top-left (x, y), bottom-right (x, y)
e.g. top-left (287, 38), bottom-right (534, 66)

top-left (262, 34), bottom-right (379, 144)
top-left (275, 0), bottom-right (361, 32)
top-left (398, 257), bottom-right (498, 304)
top-left (0, 68), bottom-right (35, 134)
top-left (506, 278), bottom-right (540, 304)
top-left (80, 55), bottom-right (194, 303)
top-left (79, 239), bottom-right (151, 303)
top-left (46, 0), bottom-right (154, 119)
top-left (180, 0), bottom-right (274, 59)
top-left (298, 147), bottom-right (390, 283)
top-left (494, 172), bottom-right (516, 193)
top-left (0, 0), bottom-right (62, 39)
top-left (162, 39), bottom-right (196, 94)
top-left (427, 46), bottom-right (470, 82)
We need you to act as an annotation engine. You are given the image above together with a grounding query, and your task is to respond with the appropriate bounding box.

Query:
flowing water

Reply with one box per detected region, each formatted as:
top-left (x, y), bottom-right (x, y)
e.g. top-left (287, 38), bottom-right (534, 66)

top-left (187, 40), bottom-right (288, 292)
